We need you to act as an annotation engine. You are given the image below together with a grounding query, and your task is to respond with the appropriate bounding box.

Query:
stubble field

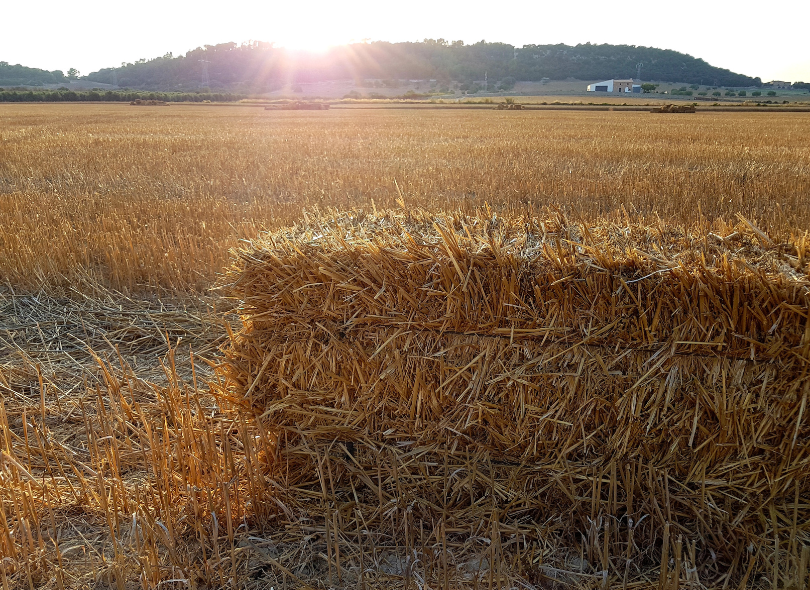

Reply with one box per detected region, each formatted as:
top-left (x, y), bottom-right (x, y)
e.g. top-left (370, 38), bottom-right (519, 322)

top-left (0, 103), bottom-right (809, 589)
top-left (2, 103), bottom-right (809, 292)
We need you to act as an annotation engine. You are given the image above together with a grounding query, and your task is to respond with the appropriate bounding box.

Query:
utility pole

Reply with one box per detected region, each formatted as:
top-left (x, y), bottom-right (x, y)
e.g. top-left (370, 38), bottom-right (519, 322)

top-left (199, 59), bottom-right (211, 89)
top-left (636, 62), bottom-right (643, 81)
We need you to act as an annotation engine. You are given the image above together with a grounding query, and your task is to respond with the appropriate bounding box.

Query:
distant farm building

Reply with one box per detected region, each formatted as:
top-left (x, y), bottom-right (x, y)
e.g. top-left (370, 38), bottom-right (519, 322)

top-left (767, 81), bottom-right (792, 89)
top-left (587, 79), bottom-right (641, 93)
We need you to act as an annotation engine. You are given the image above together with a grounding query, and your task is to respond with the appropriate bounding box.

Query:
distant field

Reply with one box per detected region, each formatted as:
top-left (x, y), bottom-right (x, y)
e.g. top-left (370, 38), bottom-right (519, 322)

top-left (1, 103), bottom-right (809, 293)
top-left (270, 78), bottom-right (810, 102)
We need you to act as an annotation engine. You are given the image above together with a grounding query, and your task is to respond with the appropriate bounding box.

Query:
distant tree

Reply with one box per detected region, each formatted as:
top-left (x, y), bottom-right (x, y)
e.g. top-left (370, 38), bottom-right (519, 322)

top-left (752, 90), bottom-right (761, 96)
top-left (738, 90), bottom-right (746, 96)
top-left (641, 83), bottom-right (658, 93)
top-left (712, 91), bottom-right (721, 96)
top-left (689, 84), bottom-right (700, 90)
top-left (67, 68), bottom-right (80, 79)
top-left (0, 62), bottom-right (67, 85)
top-left (767, 90), bottom-right (777, 96)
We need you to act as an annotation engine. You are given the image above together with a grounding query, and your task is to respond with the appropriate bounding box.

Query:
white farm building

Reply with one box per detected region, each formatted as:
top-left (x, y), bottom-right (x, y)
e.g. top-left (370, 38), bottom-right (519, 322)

top-left (587, 79), bottom-right (642, 93)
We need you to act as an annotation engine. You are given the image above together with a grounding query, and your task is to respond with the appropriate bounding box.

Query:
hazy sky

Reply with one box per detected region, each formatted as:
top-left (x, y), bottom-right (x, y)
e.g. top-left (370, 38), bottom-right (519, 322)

top-left (3, 0), bottom-right (808, 82)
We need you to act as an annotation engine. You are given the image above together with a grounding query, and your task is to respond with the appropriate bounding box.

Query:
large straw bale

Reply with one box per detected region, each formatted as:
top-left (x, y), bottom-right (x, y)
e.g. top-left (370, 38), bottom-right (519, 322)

top-left (222, 208), bottom-right (810, 583)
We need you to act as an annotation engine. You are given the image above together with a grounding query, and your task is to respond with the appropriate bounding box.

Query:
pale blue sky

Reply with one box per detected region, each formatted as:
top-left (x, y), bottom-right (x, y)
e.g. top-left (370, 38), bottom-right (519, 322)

top-left (3, 0), bottom-right (808, 82)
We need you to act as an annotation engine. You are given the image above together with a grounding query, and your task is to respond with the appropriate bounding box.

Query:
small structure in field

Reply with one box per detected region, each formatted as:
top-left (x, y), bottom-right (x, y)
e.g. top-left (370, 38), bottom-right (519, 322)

top-left (587, 79), bottom-right (641, 93)
top-left (651, 104), bottom-right (696, 113)
top-left (130, 99), bottom-right (168, 106)
top-left (495, 102), bottom-right (524, 110)
top-left (267, 102), bottom-right (330, 111)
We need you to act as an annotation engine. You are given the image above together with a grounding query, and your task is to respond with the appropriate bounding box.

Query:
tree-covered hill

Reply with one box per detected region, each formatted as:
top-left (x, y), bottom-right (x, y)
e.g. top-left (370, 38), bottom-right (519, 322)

top-left (516, 43), bottom-right (759, 86)
top-left (81, 40), bottom-right (757, 90)
top-left (0, 62), bottom-right (68, 86)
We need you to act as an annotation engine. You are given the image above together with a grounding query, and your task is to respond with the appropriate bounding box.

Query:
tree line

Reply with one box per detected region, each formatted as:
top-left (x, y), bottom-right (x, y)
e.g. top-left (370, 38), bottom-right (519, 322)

top-left (0, 61), bottom-right (69, 86)
top-left (81, 40), bottom-right (761, 90)
top-left (0, 89), bottom-right (247, 103)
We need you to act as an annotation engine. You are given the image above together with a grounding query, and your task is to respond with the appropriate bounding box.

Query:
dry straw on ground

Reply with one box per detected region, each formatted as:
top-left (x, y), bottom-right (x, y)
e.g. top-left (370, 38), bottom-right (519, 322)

top-left (223, 207), bottom-right (810, 588)
top-left (2, 104), bottom-right (810, 588)
top-left (0, 205), bottom-right (809, 589)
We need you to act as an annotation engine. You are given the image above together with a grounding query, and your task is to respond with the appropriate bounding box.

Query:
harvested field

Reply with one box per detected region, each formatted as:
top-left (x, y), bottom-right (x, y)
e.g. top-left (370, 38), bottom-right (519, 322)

top-left (1, 104), bottom-right (809, 292)
top-left (0, 103), bottom-right (809, 589)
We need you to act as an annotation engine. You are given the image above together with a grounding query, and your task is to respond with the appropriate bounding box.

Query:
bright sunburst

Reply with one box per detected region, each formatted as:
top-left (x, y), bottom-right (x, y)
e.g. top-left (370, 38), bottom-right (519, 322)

top-left (276, 30), bottom-right (356, 54)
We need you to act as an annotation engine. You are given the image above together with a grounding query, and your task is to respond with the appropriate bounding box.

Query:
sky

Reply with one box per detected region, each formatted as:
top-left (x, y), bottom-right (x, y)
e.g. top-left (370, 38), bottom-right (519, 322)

top-left (3, 0), bottom-right (809, 83)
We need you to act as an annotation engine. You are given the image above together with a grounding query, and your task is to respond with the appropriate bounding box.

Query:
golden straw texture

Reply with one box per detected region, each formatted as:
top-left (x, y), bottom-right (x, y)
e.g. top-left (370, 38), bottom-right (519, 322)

top-left (223, 207), bottom-right (810, 585)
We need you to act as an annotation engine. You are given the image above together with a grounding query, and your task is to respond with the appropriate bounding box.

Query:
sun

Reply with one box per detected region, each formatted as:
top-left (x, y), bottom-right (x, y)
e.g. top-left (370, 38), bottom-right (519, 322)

top-left (276, 31), bottom-right (351, 54)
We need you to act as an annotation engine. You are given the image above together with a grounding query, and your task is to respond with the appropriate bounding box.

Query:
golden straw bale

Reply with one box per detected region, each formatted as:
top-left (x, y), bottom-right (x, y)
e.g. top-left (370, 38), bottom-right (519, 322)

top-left (222, 207), bottom-right (810, 583)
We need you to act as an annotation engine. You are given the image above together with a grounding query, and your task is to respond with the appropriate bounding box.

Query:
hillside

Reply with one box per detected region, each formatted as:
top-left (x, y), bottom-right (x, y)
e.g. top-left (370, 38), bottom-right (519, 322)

top-left (83, 40), bottom-right (760, 91)
top-left (0, 61), bottom-right (69, 86)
